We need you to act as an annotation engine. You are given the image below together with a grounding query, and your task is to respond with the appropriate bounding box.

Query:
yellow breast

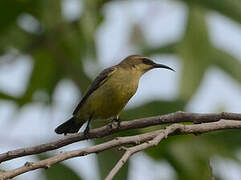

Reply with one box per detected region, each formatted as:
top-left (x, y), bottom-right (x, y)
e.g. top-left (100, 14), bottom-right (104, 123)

top-left (78, 67), bottom-right (141, 120)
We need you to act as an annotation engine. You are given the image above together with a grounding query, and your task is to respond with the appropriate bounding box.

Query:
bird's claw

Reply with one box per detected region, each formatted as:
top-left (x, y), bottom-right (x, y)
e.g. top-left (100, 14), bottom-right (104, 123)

top-left (112, 118), bottom-right (121, 128)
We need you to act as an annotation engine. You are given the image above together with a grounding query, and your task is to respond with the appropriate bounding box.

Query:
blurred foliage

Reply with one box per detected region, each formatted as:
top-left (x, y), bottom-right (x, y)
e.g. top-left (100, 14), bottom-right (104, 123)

top-left (95, 143), bottom-right (129, 180)
top-left (0, 0), bottom-right (241, 180)
top-left (38, 155), bottom-right (82, 180)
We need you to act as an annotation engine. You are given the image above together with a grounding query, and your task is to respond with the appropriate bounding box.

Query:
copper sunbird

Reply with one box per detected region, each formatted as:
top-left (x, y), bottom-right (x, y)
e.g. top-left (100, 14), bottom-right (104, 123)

top-left (55, 55), bottom-right (174, 135)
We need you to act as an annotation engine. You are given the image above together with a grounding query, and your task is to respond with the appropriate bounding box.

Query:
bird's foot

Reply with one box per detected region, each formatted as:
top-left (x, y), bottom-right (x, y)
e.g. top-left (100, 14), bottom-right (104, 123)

top-left (112, 117), bottom-right (121, 129)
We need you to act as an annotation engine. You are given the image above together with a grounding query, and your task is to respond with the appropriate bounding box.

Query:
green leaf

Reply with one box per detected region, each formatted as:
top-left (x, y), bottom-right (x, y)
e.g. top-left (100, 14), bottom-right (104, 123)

top-left (122, 100), bottom-right (186, 120)
top-left (203, 130), bottom-right (241, 158)
top-left (0, 25), bottom-right (32, 52)
top-left (177, 7), bottom-right (211, 101)
top-left (0, 91), bottom-right (19, 101)
top-left (96, 148), bottom-right (129, 180)
top-left (143, 42), bottom-right (178, 56)
top-left (19, 49), bottom-right (62, 105)
top-left (0, 0), bottom-right (40, 33)
top-left (40, 0), bottom-right (62, 30)
top-left (181, 0), bottom-right (241, 24)
top-left (212, 48), bottom-right (241, 84)
top-left (145, 135), bottom-right (212, 180)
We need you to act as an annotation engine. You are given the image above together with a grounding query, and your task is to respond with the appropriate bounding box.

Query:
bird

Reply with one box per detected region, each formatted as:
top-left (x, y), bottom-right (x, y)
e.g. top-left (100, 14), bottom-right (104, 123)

top-left (55, 55), bottom-right (174, 135)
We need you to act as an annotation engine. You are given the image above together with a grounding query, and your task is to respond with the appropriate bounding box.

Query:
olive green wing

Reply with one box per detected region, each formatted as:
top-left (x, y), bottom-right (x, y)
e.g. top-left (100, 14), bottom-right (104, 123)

top-left (73, 66), bottom-right (117, 115)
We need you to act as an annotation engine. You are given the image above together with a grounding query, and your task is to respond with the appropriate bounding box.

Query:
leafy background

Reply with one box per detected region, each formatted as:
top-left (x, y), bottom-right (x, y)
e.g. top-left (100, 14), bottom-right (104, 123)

top-left (0, 0), bottom-right (241, 179)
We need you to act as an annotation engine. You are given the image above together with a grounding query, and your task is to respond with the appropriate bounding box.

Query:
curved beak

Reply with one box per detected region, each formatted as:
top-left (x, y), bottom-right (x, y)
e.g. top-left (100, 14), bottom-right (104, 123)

top-left (152, 63), bottom-right (175, 72)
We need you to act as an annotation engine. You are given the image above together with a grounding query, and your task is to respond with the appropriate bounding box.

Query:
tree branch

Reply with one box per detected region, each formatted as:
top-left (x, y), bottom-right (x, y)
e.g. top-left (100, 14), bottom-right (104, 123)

top-left (105, 124), bottom-right (182, 180)
top-left (0, 112), bottom-right (241, 164)
top-left (105, 120), bottom-right (241, 179)
top-left (0, 120), bottom-right (241, 180)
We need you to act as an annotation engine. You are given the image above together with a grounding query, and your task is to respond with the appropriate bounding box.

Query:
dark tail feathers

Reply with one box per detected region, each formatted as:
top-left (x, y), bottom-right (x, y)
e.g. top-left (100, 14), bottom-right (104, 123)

top-left (55, 117), bottom-right (83, 135)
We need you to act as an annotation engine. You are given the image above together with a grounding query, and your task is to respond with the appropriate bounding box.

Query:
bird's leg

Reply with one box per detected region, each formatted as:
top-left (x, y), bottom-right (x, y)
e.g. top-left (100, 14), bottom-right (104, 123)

top-left (84, 114), bottom-right (93, 136)
top-left (112, 116), bottom-right (121, 128)
top-left (84, 123), bottom-right (90, 136)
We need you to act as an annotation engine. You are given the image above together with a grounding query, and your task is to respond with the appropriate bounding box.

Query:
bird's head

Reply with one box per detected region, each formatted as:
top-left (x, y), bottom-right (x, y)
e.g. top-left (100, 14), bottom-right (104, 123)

top-left (119, 55), bottom-right (174, 75)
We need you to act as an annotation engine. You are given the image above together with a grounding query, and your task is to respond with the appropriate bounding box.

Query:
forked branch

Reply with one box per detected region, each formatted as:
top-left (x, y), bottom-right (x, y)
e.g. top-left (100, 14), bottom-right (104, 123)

top-left (0, 112), bottom-right (241, 180)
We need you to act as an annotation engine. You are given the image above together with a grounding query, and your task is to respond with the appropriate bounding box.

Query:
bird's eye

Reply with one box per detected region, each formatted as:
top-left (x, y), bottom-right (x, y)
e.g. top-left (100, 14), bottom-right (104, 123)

top-left (141, 58), bottom-right (154, 65)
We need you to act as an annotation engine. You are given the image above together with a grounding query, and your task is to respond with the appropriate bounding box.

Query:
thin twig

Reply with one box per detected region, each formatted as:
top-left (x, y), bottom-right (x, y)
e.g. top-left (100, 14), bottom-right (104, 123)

top-left (0, 130), bottom-right (161, 180)
top-left (105, 120), bottom-right (241, 180)
top-left (0, 112), bottom-right (240, 163)
top-left (105, 124), bottom-right (182, 180)
top-left (0, 120), bottom-right (241, 180)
